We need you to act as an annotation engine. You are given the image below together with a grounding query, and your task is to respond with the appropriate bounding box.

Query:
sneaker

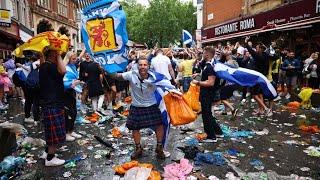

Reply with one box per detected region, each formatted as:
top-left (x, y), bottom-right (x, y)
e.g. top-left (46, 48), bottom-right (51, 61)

top-left (285, 93), bottom-right (291, 99)
top-left (163, 150), bottom-right (171, 158)
top-left (66, 134), bottom-right (75, 142)
top-left (252, 109), bottom-right (263, 116)
top-left (24, 117), bottom-right (34, 123)
top-left (233, 91), bottom-right (242, 97)
top-left (265, 108), bottom-right (273, 117)
top-left (202, 138), bottom-right (218, 143)
top-left (240, 99), bottom-right (247, 105)
top-left (70, 132), bottom-right (82, 139)
top-left (232, 108), bottom-right (239, 117)
top-left (273, 96), bottom-right (281, 101)
top-left (251, 99), bottom-right (256, 103)
top-left (39, 151), bottom-right (47, 159)
top-left (216, 134), bottom-right (224, 138)
top-left (45, 157), bottom-right (65, 167)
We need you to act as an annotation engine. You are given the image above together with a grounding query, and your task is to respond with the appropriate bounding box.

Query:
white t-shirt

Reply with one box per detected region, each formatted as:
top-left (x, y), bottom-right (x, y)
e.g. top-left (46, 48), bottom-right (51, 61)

top-left (122, 71), bottom-right (157, 107)
top-left (151, 54), bottom-right (172, 80)
top-left (237, 46), bottom-right (245, 55)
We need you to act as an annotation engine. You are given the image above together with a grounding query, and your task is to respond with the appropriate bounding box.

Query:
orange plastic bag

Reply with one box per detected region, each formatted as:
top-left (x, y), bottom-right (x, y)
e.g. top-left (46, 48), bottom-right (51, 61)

top-left (85, 113), bottom-right (100, 123)
top-left (299, 125), bottom-right (320, 133)
top-left (183, 83), bottom-right (200, 112)
top-left (195, 133), bottom-right (207, 141)
top-left (112, 127), bottom-right (122, 138)
top-left (164, 93), bottom-right (197, 126)
top-left (148, 170), bottom-right (161, 180)
top-left (287, 101), bottom-right (300, 109)
top-left (122, 160), bottom-right (139, 170)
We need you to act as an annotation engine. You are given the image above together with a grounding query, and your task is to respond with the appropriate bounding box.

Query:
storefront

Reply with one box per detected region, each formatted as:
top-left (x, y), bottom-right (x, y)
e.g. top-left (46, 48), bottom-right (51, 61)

top-left (0, 21), bottom-right (20, 60)
top-left (201, 0), bottom-right (320, 56)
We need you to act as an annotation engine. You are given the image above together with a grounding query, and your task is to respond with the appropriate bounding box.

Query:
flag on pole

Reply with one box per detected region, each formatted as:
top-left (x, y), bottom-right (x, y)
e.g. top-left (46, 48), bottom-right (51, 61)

top-left (182, 29), bottom-right (193, 45)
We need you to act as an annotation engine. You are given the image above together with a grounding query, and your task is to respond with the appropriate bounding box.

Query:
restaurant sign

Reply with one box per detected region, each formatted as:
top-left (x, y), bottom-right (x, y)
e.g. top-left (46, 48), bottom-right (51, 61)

top-left (0, 9), bottom-right (11, 27)
top-left (203, 0), bottom-right (320, 40)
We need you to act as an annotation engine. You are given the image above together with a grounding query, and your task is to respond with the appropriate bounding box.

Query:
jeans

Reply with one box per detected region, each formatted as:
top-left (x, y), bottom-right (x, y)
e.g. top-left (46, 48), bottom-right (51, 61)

top-left (182, 77), bottom-right (192, 93)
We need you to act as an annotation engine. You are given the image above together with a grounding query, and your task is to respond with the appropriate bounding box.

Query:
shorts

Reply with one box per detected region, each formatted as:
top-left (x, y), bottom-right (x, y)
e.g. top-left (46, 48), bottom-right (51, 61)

top-left (250, 85), bottom-right (262, 96)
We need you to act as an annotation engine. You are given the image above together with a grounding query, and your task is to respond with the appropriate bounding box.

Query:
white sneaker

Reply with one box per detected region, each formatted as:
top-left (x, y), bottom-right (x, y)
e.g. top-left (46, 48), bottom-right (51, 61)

top-left (251, 99), bottom-right (256, 103)
top-left (24, 117), bottom-right (34, 123)
top-left (265, 108), bottom-right (273, 117)
top-left (39, 151), bottom-right (47, 159)
top-left (66, 134), bottom-right (75, 141)
top-left (273, 96), bottom-right (281, 102)
top-left (285, 93), bottom-right (291, 99)
top-left (202, 138), bottom-right (218, 143)
top-left (240, 99), bottom-right (247, 105)
top-left (45, 157), bottom-right (65, 167)
top-left (70, 132), bottom-right (82, 139)
top-left (233, 91), bottom-right (242, 97)
top-left (216, 134), bottom-right (224, 138)
top-left (163, 150), bottom-right (171, 158)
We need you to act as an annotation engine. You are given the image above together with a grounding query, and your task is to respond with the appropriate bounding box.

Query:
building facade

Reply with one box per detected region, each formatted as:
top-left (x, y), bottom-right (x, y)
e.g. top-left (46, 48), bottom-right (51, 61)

top-left (28, 0), bottom-right (79, 50)
top-left (201, 0), bottom-right (320, 56)
top-left (0, 0), bottom-right (33, 59)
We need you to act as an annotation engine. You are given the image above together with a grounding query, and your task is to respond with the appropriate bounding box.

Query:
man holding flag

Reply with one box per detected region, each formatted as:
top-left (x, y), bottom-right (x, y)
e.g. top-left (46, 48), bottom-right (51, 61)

top-left (112, 55), bottom-right (179, 159)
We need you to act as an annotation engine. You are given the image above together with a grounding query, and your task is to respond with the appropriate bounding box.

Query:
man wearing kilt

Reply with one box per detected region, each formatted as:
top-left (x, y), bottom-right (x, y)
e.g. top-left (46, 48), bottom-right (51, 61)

top-left (39, 50), bottom-right (67, 166)
top-left (113, 56), bottom-right (167, 160)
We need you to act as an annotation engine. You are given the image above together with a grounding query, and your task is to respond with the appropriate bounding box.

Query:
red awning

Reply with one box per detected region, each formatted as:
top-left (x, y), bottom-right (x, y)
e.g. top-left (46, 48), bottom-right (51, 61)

top-left (202, 17), bottom-right (320, 43)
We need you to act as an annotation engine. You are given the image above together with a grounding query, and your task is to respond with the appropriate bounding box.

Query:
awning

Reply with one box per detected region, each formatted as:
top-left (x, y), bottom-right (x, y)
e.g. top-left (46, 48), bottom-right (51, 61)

top-left (202, 17), bottom-right (320, 43)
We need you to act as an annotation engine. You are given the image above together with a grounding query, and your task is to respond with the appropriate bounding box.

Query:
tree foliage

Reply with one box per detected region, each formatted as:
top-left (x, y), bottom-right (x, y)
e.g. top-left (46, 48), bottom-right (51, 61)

top-left (121, 0), bottom-right (196, 47)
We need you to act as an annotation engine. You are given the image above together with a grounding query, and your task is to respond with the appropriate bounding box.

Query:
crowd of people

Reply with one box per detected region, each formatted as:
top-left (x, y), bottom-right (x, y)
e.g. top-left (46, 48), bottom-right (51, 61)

top-left (1, 36), bottom-right (319, 166)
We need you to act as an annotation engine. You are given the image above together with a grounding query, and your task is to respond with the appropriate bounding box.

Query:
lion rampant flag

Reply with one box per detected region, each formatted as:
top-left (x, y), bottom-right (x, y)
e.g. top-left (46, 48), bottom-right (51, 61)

top-left (14, 31), bottom-right (70, 57)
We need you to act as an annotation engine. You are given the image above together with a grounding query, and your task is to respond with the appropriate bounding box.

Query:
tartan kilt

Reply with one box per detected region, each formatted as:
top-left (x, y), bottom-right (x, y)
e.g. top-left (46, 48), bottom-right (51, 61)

top-left (126, 105), bottom-right (163, 130)
top-left (42, 107), bottom-right (66, 146)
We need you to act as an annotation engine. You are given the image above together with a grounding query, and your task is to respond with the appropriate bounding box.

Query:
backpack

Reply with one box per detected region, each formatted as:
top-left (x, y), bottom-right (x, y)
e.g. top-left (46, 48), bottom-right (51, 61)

top-left (25, 64), bottom-right (39, 88)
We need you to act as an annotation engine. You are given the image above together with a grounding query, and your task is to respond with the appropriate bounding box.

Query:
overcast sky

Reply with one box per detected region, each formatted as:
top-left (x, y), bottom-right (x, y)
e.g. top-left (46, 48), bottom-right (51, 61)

top-left (136, 0), bottom-right (196, 6)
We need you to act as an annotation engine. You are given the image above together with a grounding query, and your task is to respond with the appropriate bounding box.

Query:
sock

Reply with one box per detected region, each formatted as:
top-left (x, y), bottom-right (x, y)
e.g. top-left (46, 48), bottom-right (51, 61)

top-left (46, 154), bottom-right (54, 161)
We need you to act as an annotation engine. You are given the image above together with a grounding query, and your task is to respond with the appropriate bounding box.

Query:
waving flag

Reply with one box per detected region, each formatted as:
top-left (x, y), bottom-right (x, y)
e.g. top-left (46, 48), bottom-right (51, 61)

top-left (133, 71), bottom-right (176, 149)
top-left (213, 62), bottom-right (277, 99)
top-left (182, 29), bottom-right (193, 45)
top-left (81, 0), bottom-right (128, 73)
top-left (63, 64), bottom-right (82, 93)
top-left (14, 31), bottom-right (70, 57)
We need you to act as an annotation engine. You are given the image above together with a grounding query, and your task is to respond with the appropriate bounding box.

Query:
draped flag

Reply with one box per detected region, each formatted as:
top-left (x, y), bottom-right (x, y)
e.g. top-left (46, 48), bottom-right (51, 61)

top-left (182, 29), bottom-right (193, 45)
top-left (14, 31), bottom-right (70, 57)
top-left (63, 64), bottom-right (82, 93)
top-left (81, 0), bottom-right (129, 73)
top-left (213, 62), bottom-right (277, 99)
top-left (132, 70), bottom-right (176, 149)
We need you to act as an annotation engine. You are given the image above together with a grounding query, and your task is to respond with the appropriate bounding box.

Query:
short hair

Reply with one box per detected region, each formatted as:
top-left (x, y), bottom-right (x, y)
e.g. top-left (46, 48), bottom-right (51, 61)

top-left (137, 54), bottom-right (148, 64)
top-left (203, 46), bottom-right (215, 55)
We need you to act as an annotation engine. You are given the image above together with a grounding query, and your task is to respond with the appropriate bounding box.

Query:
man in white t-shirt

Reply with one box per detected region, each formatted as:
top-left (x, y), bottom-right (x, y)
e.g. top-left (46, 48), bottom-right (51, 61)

top-left (150, 49), bottom-right (175, 84)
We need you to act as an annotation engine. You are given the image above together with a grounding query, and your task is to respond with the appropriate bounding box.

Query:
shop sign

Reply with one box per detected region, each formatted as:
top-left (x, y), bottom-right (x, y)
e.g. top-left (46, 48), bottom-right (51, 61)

top-left (203, 0), bottom-right (320, 40)
top-left (0, 9), bottom-right (11, 27)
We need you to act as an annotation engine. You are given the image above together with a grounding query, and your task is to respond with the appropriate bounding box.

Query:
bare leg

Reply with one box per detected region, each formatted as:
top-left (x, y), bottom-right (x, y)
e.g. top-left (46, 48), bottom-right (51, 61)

top-left (155, 125), bottom-right (164, 143)
top-left (132, 130), bottom-right (141, 145)
top-left (222, 100), bottom-right (234, 112)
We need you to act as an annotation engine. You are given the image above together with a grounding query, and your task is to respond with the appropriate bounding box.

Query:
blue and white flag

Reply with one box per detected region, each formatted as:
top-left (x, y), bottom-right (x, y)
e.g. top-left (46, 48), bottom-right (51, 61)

top-left (143, 71), bottom-right (177, 149)
top-left (182, 29), bottom-right (193, 45)
top-left (63, 64), bottom-right (82, 93)
top-left (81, 0), bottom-right (129, 73)
top-left (213, 62), bottom-right (277, 99)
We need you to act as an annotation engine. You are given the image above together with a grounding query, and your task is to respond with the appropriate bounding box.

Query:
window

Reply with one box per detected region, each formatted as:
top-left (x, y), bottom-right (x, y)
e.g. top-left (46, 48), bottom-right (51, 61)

top-left (37, 0), bottom-right (50, 9)
top-left (58, 0), bottom-right (68, 17)
top-left (0, 0), bottom-right (6, 9)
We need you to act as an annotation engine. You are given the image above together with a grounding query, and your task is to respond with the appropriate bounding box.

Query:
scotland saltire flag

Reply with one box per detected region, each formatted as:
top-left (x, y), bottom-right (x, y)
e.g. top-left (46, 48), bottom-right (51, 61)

top-left (213, 62), bottom-right (277, 99)
top-left (81, 0), bottom-right (129, 73)
top-left (143, 71), bottom-right (176, 149)
top-left (63, 64), bottom-right (82, 93)
top-left (182, 29), bottom-right (193, 45)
